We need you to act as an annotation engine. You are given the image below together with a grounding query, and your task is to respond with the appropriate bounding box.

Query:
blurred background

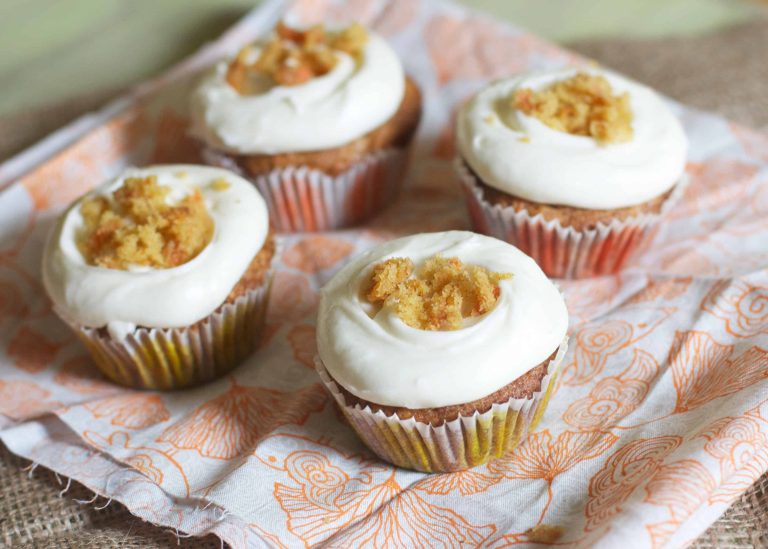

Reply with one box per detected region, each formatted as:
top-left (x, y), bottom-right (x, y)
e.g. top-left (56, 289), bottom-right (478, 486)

top-left (1, 0), bottom-right (766, 159)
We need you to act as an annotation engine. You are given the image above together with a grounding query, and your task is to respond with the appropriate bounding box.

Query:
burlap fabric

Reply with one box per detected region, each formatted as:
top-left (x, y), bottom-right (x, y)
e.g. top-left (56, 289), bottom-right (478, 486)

top-left (2, 19), bottom-right (767, 549)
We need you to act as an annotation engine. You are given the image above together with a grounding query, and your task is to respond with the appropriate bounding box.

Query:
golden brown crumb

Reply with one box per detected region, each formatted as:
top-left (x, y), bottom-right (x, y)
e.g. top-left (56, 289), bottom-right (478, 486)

top-left (77, 176), bottom-right (213, 270)
top-left (226, 21), bottom-right (368, 91)
top-left (365, 255), bottom-right (511, 331)
top-left (210, 178), bottom-right (230, 191)
top-left (524, 524), bottom-right (563, 544)
top-left (513, 72), bottom-right (633, 145)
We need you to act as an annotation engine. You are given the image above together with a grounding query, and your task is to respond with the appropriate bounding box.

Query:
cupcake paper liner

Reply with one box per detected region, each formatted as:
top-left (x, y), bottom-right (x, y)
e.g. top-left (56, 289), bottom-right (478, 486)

top-left (456, 159), bottom-right (688, 279)
top-left (203, 148), bottom-right (408, 232)
top-left (314, 337), bottom-right (568, 473)
top-left (71, 271), bottom-right (273, 391)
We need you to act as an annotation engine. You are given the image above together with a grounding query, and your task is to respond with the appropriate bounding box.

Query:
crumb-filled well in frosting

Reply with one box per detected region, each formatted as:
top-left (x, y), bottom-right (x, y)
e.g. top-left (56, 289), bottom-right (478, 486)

top-left (457, 68), bottom-right (688, 210)
top-left (43, 165), bottom-right (269, 339)
top-left (316, 231), bottom-right (568, 409)
top-left (191, 22), bottom-right (405, 155)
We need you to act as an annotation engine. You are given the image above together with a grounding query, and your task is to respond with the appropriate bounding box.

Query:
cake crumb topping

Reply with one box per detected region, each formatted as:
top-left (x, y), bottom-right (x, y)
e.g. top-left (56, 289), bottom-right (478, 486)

top-left (226, 21), bottom-right (368, 91)
top-left (211, 178), bottom-right (230, 191)
top-left (512, 72), bottom-right (633, 144)
top-left (77, 176), bottom-right (213, 270)
top-left (366, 255), bottom-right (511, 331)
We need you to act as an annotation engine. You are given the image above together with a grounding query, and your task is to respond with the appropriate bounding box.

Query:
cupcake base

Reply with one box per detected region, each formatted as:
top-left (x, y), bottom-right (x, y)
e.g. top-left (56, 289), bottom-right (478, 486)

top-left (204, 147), bottom-right (408, 232)
top-left (69, 238), bottom-right (276, 391)
top-left (199, 77), bottom-right (422, 232)
top-left (315, 338), bottom-right (568, 473)
top-left (75, 279), bottom-right (271, 390)
top-left (456, 159), bottom-right (687, 278)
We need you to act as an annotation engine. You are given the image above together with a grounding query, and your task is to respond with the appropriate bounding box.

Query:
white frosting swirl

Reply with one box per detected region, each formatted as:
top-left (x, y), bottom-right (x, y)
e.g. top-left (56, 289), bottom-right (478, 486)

top-left (190, 32), bottom-right (405, 154)
top-left (316, 231), bottom-right (568, 409)
top-left (457, 68), bottom-right (688, 209)
top-left (42, 165), bottom-right (269, 339)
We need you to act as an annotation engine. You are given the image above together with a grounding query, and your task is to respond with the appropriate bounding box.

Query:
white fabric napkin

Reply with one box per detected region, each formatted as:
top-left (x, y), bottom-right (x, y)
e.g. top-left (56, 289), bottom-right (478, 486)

top-left (1, 1), bottom-right (767, 547)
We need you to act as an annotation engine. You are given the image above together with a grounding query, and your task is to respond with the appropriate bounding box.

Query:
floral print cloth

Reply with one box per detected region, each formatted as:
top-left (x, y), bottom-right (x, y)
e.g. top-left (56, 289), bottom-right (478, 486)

top-left (0, 0), bottom-right (767, 547)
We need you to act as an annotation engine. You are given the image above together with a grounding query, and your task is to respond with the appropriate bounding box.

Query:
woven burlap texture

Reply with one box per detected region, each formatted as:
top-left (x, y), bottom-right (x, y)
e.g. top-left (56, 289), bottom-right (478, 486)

top-left (2, 18), bottom-right (767, 549)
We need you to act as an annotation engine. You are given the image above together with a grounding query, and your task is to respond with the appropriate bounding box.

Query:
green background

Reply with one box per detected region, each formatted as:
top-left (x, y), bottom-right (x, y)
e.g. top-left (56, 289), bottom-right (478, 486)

top-left (0, 0), bottom-right (763, 153)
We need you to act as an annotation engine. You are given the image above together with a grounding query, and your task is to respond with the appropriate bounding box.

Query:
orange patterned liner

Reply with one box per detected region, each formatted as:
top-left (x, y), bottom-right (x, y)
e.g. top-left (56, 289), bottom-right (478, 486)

top-left (70, 270), bottom-right (273, 390)
top-left (456, 160), bottom-right (689, 279)
top-left (203, 148), bottom-right (408, 232)
top-left (315, 337), bottom-right (568, 473)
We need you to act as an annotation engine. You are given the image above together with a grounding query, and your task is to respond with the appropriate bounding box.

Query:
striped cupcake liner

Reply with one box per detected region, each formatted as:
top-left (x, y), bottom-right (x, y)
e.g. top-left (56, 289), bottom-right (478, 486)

top-left (456, 159), bottom-right (688, 279)
top-left (315, 337), bottom-right (568, 473)
top-left (203, 148), bottom-right (407, 233)
top-left (70, 271), bottom-right (273, 391)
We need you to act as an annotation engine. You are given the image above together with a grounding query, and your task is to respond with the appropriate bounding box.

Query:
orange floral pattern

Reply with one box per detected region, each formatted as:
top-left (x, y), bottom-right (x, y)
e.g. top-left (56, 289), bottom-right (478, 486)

top-left (157, 382), bottom-right (326, 459)
top-left (488, 429), bottom-right (619, 482)
top-left (7, 325), bottom-right (62, 373)
top-left (560, 275), bottom-right (622, 324)
top-left (414, 468), bottom-right (500, 496)
top-left (563, 349), bottom-right (659, 430)
top-left (86, 393), bottom-right (171, 429)
top-left (425, 15), bottom-right (574, 84)
top-left (20, 108), bottom-right (147, 211)
top-left (286, 324), bottom-right (317, 370)
top-left (701, 280), bottom-right (768, 338)
top-left (81, 430), bottom-right (191, 497)
top-left (669, 330), bottom-right (768, 413)
top-left (53, 355), bottom-right (119, 396)
top-left (678, 159), bottom-right (758, 216)
top-left (627, 277), bottom-right (692, 304)
top-left (487, 429), bottom-right (618, 526)
top-left (249, 523), bottom-right (289, 549)
top-left (267, 272), bottom-right (319, 323)
top-left (274, 450), bottom-right (496, 547)
top-left (126, 453), bottom-right (165, 485)
top-left (643, 459), bottom-right (717, 549)
top-left (561, 307), bottom-right (672, 386)
top-left (731, 122), bottom-right (768, 163)
top-left (0, 379), bottom-right (61, 420)
top-left (652, 246), bottom-right (721, 278)
top-left (291, 0), bottom-right (417, 37)
top-left (585, 436), bottom-right (682, 531)
top-left (282, 236), bottom-right (354, 273)
top-left (699, 401), bottom-right (768, 504)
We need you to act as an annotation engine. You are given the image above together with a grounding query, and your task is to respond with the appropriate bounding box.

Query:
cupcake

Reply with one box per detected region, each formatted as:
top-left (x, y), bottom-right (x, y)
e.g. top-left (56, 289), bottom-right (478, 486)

top-left (191, 21), bottom-right (422, 232)
top-left (42, 165), bottom-right (274, 390)
top-left (456, 68), bottom-right (688, 278)
top-left (315, 231), bottom-right (568, 472)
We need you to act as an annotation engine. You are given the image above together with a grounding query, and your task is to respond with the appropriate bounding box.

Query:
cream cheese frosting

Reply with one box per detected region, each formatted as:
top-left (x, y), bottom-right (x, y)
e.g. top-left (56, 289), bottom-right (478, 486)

top-left (457, 68), bottom-right (688, 209)
top-left (42, 165), bottom-right (269, 339)
top-left (190, 31), bottom-right (405, 155)
top-left (316, 231), bottom-right (568, 409)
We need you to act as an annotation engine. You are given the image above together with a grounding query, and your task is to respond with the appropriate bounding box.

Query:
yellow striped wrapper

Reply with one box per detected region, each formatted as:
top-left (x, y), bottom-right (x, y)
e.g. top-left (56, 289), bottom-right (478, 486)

top-left (315, 337), bottom-right (568, 473)
top-left (71, 272), bottom-right (272, 390)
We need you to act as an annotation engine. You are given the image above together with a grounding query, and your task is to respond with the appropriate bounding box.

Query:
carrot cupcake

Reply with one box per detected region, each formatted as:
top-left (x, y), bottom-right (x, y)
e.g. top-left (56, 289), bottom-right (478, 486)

top-left (42, 165), bottom-right (274, 390)
top-left (315, 231), bottom-right (568, 472)
top-left (456, 68), bottom-right (688, 278)
top-left (191, 21), bottom-right (422, 232)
